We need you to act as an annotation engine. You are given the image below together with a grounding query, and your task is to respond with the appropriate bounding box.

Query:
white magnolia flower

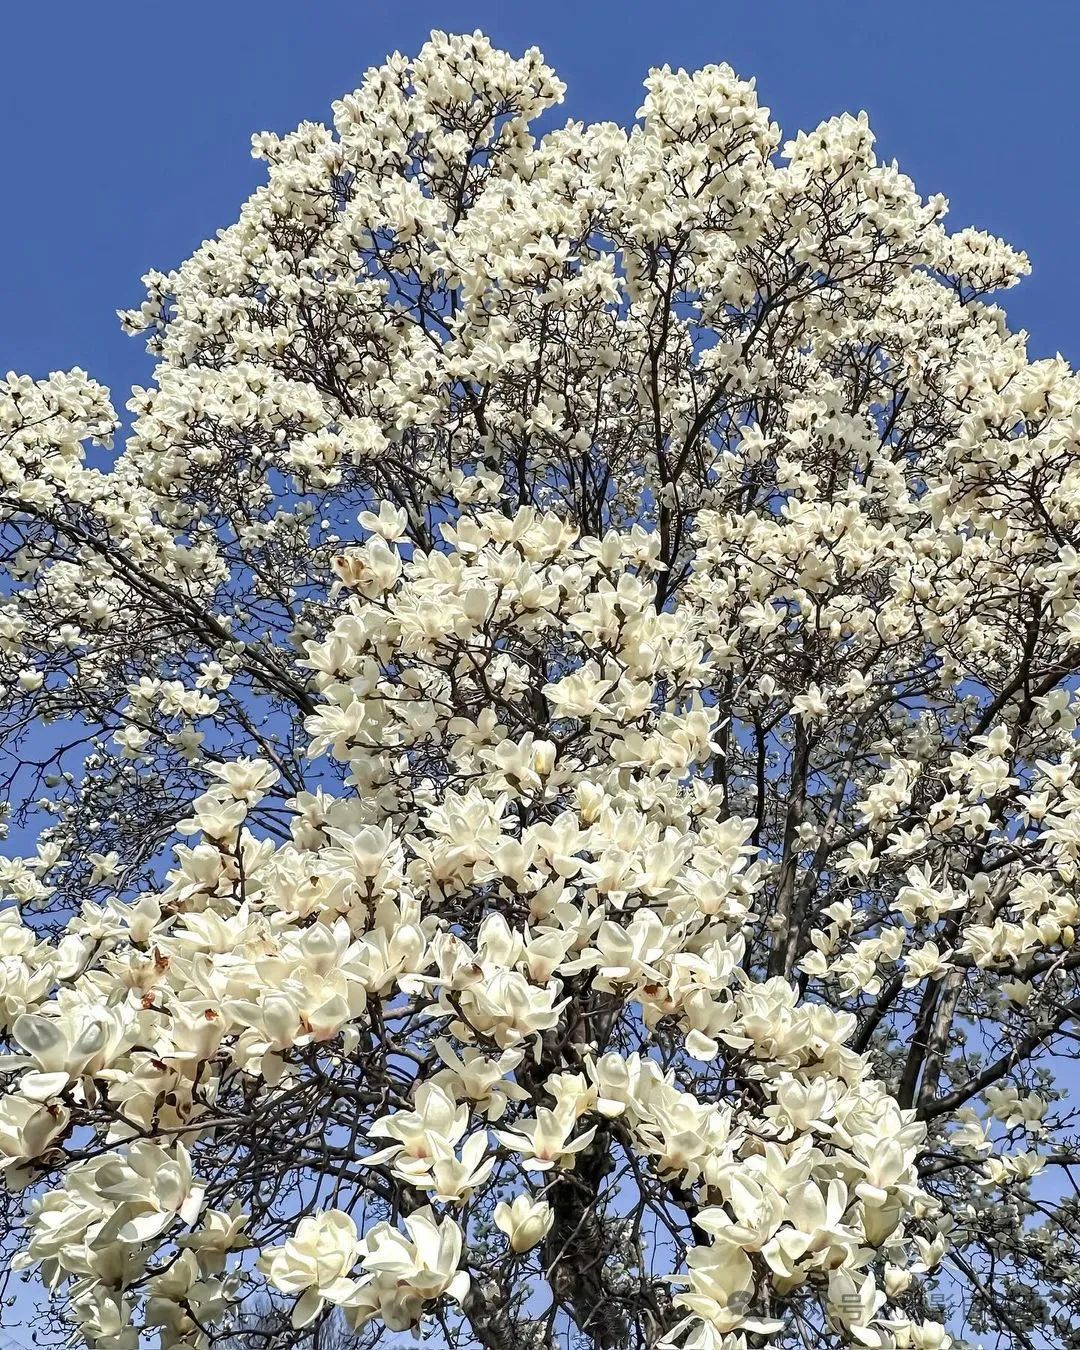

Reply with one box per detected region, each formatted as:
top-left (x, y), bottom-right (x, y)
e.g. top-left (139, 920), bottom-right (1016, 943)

top-left (493, 1195), bottom-right (554, 1252)
top-left (259, 1209), bottom-right (361, 1327)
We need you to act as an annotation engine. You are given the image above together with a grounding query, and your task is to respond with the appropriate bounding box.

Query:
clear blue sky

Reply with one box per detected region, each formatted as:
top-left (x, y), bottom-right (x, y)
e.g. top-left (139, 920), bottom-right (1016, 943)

top-left (1, 0), bottom-right (1078, 401)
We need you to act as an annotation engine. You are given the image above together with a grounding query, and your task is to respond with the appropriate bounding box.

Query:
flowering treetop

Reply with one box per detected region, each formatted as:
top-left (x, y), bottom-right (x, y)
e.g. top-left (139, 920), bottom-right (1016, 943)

top-left (0, 29), bottom-right (1077, 1350)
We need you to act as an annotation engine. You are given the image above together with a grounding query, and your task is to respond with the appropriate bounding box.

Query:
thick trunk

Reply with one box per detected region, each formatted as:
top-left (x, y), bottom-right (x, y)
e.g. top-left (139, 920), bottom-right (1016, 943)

top-left (542, 1124), bottom-right (627, 1349)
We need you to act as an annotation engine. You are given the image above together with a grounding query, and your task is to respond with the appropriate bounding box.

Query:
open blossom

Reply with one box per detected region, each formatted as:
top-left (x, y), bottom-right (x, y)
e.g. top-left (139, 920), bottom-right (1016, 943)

top-left (349, 1209), bottom-right (470, 1333)
top-left (258, 1210), bottom-right (361, 1327)
top-left (2, 1007), bottom-right (129, 1100)
top-left (494, 1104), bottom-right (598, 1172)
top-left (670, 1244), bottom-right (783, 1339)
top-left (0, 27), bottom-right (1072, 1350)
top-left (0, 1095), bottom-right (69, 1176)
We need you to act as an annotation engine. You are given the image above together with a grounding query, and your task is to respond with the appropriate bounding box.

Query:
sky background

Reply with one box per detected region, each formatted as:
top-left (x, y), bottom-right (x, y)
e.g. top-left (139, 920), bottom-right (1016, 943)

top-left (1, 0), bottom-right (1078, 1339)
top-left (2, 0), bottom-right (1079, 403)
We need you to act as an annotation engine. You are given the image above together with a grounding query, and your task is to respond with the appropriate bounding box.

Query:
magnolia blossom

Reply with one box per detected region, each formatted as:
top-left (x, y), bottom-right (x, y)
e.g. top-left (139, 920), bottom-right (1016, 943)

top-left (259, 1210), bottom-right (361, 1327)
top-left (349, 1209), bottom-right (470, 1332)
top-left (0, 1095), bottom-right (69, 1178)
top-left (493, 1194), bottom-right (555, 1252)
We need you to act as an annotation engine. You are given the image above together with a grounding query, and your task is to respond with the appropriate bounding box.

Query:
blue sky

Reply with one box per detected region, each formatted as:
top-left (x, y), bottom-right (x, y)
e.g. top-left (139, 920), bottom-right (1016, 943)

top-left (1, 0), bottom-right (1079, 400)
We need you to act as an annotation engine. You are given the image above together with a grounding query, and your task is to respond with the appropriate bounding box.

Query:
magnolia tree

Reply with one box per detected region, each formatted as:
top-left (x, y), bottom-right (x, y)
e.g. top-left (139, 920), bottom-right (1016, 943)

top-left (2, 30), bottom-right (1080, 1350)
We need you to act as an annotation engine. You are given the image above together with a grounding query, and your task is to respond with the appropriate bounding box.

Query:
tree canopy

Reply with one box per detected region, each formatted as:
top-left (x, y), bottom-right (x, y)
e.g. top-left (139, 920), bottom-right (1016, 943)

top-left (2, 29), bottom-right (1079, 1350)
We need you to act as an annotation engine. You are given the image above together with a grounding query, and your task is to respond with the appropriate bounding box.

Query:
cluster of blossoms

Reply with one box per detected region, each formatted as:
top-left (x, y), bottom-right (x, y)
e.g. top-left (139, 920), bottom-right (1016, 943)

top-left (2, 28), bottom-right (1080, 1350)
